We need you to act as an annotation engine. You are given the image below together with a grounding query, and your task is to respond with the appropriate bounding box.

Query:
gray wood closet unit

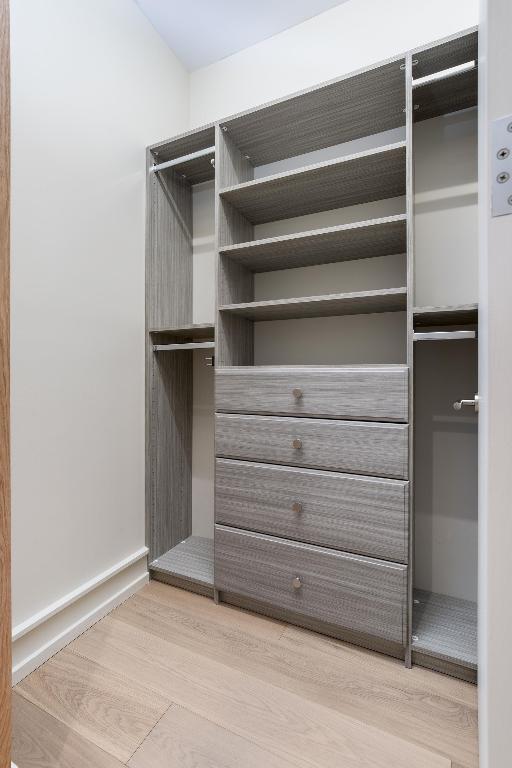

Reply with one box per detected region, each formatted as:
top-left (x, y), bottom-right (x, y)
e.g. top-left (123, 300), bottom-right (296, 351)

top-left (146, 28), bottom-right (478, 681)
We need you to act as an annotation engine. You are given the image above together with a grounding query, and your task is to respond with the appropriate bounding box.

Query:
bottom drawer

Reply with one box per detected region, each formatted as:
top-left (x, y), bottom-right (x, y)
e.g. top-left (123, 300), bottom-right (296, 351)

top-left (215, 525), bottom-right (407, 644)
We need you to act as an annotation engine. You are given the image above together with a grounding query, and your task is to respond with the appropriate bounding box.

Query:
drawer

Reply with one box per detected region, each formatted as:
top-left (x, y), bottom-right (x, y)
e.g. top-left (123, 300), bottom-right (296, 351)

top-left (215, 459), bottom-right (408, 562)
top-left (215, 413), bottom-right (409, 479)
top-left (215, 525), bottom-right (407, 644)
top-left (216, 366), bottom-right (408, 422)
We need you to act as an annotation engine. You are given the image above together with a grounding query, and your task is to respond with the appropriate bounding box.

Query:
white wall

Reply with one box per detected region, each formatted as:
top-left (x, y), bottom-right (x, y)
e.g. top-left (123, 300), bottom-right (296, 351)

top-left (478, 0), bottom-right (512, 764)
top-left (190, 0), bottom-right (478, 127)
top-left (10, 0), bottom-right (189, 680)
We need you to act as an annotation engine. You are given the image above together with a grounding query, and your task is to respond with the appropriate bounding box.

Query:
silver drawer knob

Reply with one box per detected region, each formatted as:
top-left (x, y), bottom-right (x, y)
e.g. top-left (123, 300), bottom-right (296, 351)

top-left (292, 438), bottom-right (302, 450)
top-left (291, 501), bottom-right (303, 513)
top-left (292, 576), bottom-right (302, 590)
top-left (292, 388), bottom-right (303, 400)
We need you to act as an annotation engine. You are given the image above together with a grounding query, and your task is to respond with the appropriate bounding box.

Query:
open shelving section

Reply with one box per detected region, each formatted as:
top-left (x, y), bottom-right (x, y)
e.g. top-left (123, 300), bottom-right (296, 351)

top-left (412, 589), bottom-right (477, 682)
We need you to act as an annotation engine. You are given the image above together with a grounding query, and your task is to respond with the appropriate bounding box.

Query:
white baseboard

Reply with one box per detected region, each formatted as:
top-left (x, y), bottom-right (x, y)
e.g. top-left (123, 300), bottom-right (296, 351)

top-left (12, 548), bottom-right (149, 685)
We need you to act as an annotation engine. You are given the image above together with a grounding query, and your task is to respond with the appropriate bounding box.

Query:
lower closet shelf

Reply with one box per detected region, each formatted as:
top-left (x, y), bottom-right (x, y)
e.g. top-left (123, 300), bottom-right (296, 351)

top-left (150, 536), bottom-right (214, 597)
top-left (412, 589), bottom-right (477, 676)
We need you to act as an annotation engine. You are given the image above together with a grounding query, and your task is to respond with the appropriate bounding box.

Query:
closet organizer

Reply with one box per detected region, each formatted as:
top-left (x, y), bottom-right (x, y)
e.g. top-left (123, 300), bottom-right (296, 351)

top-left (146, 28), bottom-right (479, 681)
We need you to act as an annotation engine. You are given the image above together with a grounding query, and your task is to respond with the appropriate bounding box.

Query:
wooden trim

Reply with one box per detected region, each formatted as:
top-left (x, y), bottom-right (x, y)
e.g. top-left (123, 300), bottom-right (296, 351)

top-left (0, 0), bottom-right (10, 765)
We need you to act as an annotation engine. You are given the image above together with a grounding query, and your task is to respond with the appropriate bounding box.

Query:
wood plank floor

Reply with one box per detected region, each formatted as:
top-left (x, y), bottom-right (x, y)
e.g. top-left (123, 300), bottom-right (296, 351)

top-left (12, 582), bottom-right (478, 768)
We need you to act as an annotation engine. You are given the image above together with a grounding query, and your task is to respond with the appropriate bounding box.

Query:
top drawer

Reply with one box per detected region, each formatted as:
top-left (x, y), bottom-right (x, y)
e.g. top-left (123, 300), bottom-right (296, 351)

top-left (216, 366), bottom-right (408, 422)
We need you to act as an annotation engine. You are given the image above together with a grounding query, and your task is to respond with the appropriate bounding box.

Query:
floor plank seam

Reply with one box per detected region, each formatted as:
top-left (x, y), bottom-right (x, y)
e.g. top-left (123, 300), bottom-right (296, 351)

top-left (168, 701), bottom-right (305, 768)
top-left (126, 701), bottom-right (176, 765)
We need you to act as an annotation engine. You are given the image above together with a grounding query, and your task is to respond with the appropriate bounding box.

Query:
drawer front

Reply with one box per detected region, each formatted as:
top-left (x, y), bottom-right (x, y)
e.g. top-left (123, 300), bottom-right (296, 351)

top-left (215, 413), bottom-right (409, 479)
top-left (215, 459), bottom-right (408, 562)
top-left (215, 526), bottom-right (407, 644)
top-left (216, 366), bottom-right (408, 422)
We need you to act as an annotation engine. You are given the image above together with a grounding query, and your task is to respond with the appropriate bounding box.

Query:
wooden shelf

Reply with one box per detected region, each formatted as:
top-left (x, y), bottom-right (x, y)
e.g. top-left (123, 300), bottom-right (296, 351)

top-left (414, 67), bottom-right (477, 122)
top-left (150, 536), bottom-right (214, 595)
top-left (220, 59), bottom-right (405, 167)
top-left (220, 143), bottom-right (406, 225)
top-left (413, 304), bottom-right (478, 328)
top-left (149, 126), bottom-right (216, 184)
top-left (150, 323), bottom-right (215, 341)
top-left (219, 215), bottom-right (407, 273)
top-left (412, 589), bottom-right (477, 671)
top-left (413, 30), bottom-right (477, 79)
top-left (219, 287), bottom-right (407, 322)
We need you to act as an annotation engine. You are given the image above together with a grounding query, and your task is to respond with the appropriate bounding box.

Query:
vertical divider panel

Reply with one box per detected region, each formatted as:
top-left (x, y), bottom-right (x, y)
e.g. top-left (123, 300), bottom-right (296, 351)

top-left (215, 125), bottom-right (255, 366)
top-left (405, 54), bottom-right (415, 667)
top-left (146, 153), bottom-right (194, 561)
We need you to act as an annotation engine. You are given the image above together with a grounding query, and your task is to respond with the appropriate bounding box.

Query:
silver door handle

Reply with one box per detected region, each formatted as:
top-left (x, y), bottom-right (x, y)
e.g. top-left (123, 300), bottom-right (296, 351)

top-left (453, 394), bottom-right (479, 412)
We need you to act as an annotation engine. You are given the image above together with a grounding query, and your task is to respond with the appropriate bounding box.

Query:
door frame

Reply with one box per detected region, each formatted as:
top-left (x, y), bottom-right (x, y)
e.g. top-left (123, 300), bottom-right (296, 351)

top-left (0, 0), bottom-right (10, 766)
top-left (478, 0), bottom-right (512, 766)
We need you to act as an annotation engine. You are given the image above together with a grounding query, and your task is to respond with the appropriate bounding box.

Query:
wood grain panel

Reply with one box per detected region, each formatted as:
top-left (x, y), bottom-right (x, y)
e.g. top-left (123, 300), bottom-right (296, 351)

top-left (149, 125), bottom-right (216, 164)
top-left (147, 161), bottom-right (192, 330)
top-left (15, 649), bottom-right (169, 762)
top-left (129, 704), bottom-right (302, 768)
top-left (215, 526), bottom-right (407, 644)
top-left (215, 413), bottom-right (409, 479)
top-left (112, 583), bottom-right (478, 766)
top-left (414, 67), bottom-right (477, 122)
top-left (150, 536), bottom-right (213, 588)
top-left (148, 350), bottom-right (192, 560)
top-left (71, 615), bottom-right (451, 768)
top-left (12, 692), bottom-right (125, 768)
top-left (215, 459), bottom-right (408, 562)
top-left (215, 365), bottom-right (409, 422)
top-left (413, 304), bottom-right (478, 328)
top-left (220, 143), bottom-right (406, 225)
top-left (0, 2), bottom-right (10, 766)
top-left (219, 215), bottom-right (407, 272)
top-left (221, 59), bottom-right (406, 166)
top-left (413, 590), bottom-right (477, 670)
top-left (412, 30), bottom-right (477, 79)
top-left (219, 287), bottom-right (407, 321)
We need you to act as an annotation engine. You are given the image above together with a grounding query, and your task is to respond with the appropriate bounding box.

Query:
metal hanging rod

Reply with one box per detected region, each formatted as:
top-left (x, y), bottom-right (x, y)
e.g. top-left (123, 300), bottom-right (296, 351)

top-left (150, 146), bottom-right (215, 174)
top-left (413, 330), bottom-right (477, 342)
top-left (412, 60), bottom-right (476, 89)
top-left (153, 341), bottom-right (215, 352)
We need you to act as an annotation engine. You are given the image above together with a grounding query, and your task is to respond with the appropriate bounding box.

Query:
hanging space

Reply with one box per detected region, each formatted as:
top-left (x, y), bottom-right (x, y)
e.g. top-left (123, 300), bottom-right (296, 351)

top-left (146, 126), bottom-right (216, 596)
top-left (410, 31), bottom-right (479, 681)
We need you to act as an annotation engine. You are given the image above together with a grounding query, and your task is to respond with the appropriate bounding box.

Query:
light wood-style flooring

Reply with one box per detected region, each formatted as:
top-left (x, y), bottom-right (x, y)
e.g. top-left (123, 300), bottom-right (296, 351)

top-left (12, 581), bottom-right (478, 768)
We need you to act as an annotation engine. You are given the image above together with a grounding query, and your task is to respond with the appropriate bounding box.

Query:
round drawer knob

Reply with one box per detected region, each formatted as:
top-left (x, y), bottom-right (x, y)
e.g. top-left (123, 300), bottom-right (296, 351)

top-left (291, 501), bottom-right (303, 513)
top-left (292, 438), bottom-right (302, 450)
top-left (292, 388), bottom-right (303, 400)
top-left (292, 576), bottom-right (302, 590)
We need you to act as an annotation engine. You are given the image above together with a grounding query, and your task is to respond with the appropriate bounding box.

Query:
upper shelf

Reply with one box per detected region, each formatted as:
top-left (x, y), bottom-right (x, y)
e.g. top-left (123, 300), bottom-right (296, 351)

top-left (413, 304), bottom-right (478, 328)
top-left (219, 287), bottom-right (407, 322)
top-left (149, 323), bottom-right (215, 341)
top-left (220, 143), bottom-right (407, 225)
top-left (412, 30), bottom-right (477, 80)
top-left (149, 126), bottom-right (216, 185)
top-left (220, 59), bottom-right (405, 167)
top-left (219, 215), bottom-right (407, 273)
top-left (413, 66), bottom-right (477, 122)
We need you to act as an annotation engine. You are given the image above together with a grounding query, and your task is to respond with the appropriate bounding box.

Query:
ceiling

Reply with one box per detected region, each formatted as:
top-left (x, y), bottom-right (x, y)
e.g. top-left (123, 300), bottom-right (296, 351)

top-left (135, 0), bottom-right (348, 71)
